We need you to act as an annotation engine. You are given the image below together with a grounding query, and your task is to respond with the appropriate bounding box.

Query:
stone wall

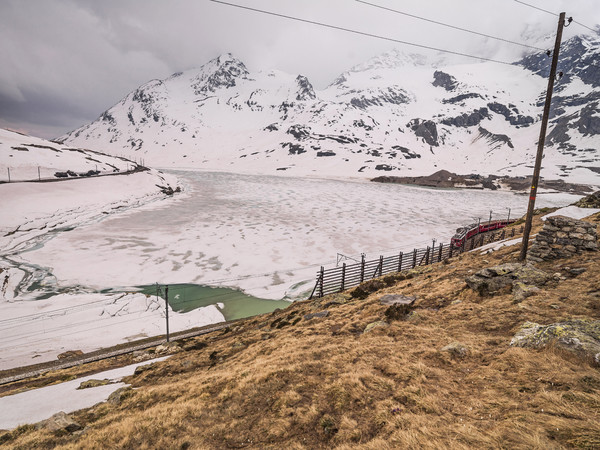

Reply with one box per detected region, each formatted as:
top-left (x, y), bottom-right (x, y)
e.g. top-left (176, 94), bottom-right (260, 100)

top-left (528, 215), bottom-right (598, 262)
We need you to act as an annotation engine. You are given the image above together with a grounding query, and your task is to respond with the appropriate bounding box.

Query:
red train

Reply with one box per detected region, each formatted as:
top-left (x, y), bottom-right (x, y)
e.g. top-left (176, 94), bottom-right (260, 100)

top-left (451, 219), bottom-right (515, 249)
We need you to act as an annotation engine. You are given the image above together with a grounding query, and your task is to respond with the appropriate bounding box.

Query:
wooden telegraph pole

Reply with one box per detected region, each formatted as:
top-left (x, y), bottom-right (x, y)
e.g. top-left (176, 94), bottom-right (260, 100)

top-left (519, 12), bottom-right (566, 261)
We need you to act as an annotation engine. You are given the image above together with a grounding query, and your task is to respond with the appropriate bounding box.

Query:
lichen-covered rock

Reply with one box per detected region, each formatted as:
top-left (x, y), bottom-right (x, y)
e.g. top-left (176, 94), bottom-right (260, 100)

top-left (36, 411), bottom-right (82, 433)
top-left (77, 379), bottom-right (112, 390)
top-left (363, 321), bottom-right (388, 333)
top-left (510, 319), bottom-right (600, 364)
top-left (465, 263), bottom-right (549, 296)
top-left (573, 190), bottom-right (600, 208)
top-left (107, 386), bottom-right (133, 405)
top-left (380, 294), bottom-right (416, 320)
top-left (512, 282), bottom-right (541, 303)
top-left (441, 342), bottom-right (469, 358)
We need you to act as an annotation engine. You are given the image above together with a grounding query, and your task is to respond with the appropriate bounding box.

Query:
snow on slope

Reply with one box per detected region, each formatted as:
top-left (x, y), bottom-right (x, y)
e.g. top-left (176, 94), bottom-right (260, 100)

top-left (60, 35), bottom-right (600, 184)
top-left (0, 129), bottom-right (221, 370)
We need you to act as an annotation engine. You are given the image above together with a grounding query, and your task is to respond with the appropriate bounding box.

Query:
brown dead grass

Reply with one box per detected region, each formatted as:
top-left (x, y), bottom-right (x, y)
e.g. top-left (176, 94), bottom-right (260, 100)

top-left (2, 213), bottom-right (600, 449)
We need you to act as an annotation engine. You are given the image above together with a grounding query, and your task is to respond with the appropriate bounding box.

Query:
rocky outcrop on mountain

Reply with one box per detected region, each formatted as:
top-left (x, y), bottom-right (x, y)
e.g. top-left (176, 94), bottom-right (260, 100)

top-left (408, 119), bottom-right (438, 146)
top-left (191, 53), bottom-right (249, 94)
top-left (476, 127), bottom-right (514, 149)
top-left (60, 35), bottom-right (600, 182)
top-left (441, 108), bottom-right (489, 127)
top-left (295, 75), bottom-right (316, 101)
top-left (487, 102), bottom-right (534, 127)
top-left (432, 70), bottom-right (458, 91)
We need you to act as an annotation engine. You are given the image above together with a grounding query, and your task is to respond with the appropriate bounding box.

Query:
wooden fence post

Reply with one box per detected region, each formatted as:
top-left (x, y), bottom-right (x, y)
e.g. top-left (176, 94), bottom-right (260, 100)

top-left (319, 266), bottom-right (324, 298)
top-left (449, 242), bottom-right (453, 259)
top-left (379, 255), bottom-right (383, 277)
top-left (438, 243), bottom-right (443, 262)
top-left (360, 254), bottom-right (365, 283)
top-left (425, 246), bottom-right (430, 265)
top-left (398, 252), bottom-right (403, 272)
top-left (340, 263), bottom-right (346, 292)
top-left (413, 249), bottom-right (417, 268)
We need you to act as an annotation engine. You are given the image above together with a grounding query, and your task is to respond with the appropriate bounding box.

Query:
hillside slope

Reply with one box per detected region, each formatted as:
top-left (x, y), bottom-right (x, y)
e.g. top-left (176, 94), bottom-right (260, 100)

top-left (2, 210), bottom-right (600, 448)
top-left (60, 35), bottom-right (600, 184)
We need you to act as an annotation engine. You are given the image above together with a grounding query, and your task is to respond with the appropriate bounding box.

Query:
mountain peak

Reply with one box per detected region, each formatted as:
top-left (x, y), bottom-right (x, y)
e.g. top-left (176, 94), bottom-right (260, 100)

top-left (191, 52), bottom-right (249, 94)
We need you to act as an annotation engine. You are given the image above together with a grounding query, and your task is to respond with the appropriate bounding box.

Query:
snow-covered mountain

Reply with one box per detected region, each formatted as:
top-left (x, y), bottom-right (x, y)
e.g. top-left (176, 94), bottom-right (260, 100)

top-left (60, 34), bottom-right (600, 184)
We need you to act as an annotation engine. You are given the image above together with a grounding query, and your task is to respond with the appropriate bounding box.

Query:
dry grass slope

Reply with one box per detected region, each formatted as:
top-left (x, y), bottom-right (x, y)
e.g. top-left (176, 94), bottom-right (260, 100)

top-left (2, 211), bottom-right (600, 449)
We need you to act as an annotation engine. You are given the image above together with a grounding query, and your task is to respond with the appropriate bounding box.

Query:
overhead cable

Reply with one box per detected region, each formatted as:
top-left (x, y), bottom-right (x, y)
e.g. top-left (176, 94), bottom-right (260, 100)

top-left (355, 0), bottom-right (546, 51)
top-left (513, 0), bottom-right (599, 35)
top-left (210, 0), bottom-right (515, 66)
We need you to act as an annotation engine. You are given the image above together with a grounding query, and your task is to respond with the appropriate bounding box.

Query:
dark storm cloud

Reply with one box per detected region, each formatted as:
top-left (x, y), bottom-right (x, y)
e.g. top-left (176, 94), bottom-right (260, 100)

top-left (0, 0), bottom-right (598, 139)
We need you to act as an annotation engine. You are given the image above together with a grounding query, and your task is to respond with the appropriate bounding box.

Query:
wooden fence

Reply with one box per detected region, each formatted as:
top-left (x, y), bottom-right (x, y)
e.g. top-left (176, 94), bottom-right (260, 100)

top-left (309, 226), bottom-right (523, 299)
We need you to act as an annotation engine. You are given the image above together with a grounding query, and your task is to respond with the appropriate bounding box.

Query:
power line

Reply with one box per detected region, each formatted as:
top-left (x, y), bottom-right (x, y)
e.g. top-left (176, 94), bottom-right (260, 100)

top-left (512, 0), bottom-right (599, 35)
top-left (355, 0), bottom-right (547, 52)
top-left (573, 20), bottom-right (599, 35)
top-left (210, 0), bottom-right (515, 66)
top-left (513, 0), bottom-right (557, 17)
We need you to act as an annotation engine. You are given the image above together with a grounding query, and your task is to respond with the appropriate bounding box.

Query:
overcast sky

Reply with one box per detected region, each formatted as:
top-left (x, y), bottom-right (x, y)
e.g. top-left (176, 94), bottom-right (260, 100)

top-left (0, 0), bottom-right (598, 139)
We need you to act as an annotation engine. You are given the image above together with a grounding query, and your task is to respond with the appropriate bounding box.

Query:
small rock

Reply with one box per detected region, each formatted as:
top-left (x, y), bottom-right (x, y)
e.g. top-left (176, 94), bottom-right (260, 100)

top-left (77, 379), bottom-right (112, 390)
top-left (36, 412), bottom-right (82, 433)
top-left (569, 267), bottom-right (587, 276)
top-left (363, 321), bottom-right (388, 333)
top-left (441, 342), bottom-right (469, 358)
top-left (57, 350), bottom-right (83, 360)
top-left (512, 282), bottom-right (541, 303)
top-left (380, 295), bottom-right (416, 320)
top-left (107, 386), bottom-right (133, 405)
top-left (304, 310), bottom-right (330, 320)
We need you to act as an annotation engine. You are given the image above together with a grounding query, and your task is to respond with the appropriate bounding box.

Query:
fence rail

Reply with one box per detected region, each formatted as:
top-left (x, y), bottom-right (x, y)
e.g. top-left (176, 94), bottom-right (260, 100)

top-left (310, 226), bottom-right (523, 298)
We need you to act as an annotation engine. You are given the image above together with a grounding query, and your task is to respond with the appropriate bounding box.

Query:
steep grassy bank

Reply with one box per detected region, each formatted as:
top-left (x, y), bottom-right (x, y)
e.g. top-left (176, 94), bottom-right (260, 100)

top-left (2, 211), bottom-right (600, 449)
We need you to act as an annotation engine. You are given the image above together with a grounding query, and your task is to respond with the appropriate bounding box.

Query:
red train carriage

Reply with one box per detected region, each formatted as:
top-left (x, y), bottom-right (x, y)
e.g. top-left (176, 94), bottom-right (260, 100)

top-left (451, 219), bottom-right (515, 249)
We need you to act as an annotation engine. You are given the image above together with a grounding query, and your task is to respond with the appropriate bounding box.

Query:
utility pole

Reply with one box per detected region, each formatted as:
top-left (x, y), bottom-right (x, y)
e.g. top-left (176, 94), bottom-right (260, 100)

top-left (520, 12), bottom-right (566, 261)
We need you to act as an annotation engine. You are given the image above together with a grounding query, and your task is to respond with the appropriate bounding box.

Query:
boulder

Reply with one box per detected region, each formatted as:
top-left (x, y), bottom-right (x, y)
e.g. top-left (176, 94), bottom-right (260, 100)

top-left (36, 412), bottom-right (82, 433)
top-left (57, 350), bottom-right (83, 360)
top-left (466, 263), bottom-right (550, 297)
top-left (107, 386), bottom-right (133, 406)
top-left (510, 319), bottom-right (600, 364)
top-left (512, 282), bottom-right (541, 303)
top-left (304, 310), bottom-right (329, 320)
top-left (441, 342), bottom-right (469, 358)
top-left (77, 379), bottom-right (112, 390)
top-left (380, 294), bottom-right (416, 320)
top-left (363, 321), bottom-right (388, 333)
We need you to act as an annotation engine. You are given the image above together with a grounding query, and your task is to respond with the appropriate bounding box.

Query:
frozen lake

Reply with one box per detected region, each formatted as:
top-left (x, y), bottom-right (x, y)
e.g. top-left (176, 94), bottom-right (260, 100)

top-left (17, 170), bottom-right (579, 300)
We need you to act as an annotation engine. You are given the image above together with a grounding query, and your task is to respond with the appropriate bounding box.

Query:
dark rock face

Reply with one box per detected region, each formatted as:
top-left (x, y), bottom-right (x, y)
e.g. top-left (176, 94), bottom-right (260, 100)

top-left (317, 150), bottom-right (336, 157)
top-left (408, 119), bottom-right (439, 146)
top-left (391, 145), bottom-right (421, 159)
top-left (295, 75), bottom-right (316, 101)
top-left (442, 108), bottom-right (489, 127)
top-left (487, 102), bottom-right (534, 127)
top-left (349, 87), bottom-right (411, 109)
top-left (432, 70), bottom-right (458, 91)
top-left (193, 54), bottom-right (249, 95)
top-left (286, 124), bottom-right (311, 140)
top-left (528, 215), bottom-right (598, 262)
top-left (478, 127), bottom-right (514, 149)
top-left (442, 93), bottom-right (483, 104)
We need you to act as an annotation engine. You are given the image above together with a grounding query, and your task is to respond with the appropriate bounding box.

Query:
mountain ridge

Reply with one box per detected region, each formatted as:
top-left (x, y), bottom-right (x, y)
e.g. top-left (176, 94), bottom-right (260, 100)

top-left (59, 34), bottom-right (600, 184)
